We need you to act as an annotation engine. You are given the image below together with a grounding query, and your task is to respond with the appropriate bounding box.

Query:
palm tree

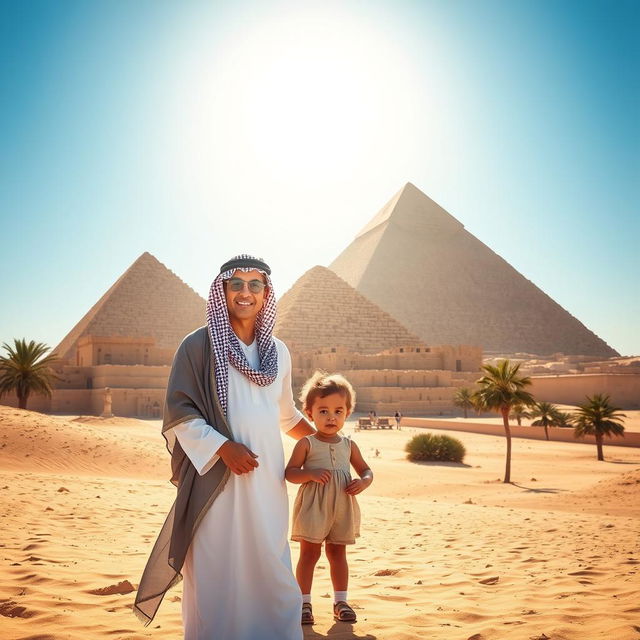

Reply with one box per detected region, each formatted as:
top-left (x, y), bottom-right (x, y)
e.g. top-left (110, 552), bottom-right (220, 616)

top-left (473, 360), bottom-right (534, 483)
top-left (573, 394), bottom-right (626, 461)
top-left (453, 387), bottom-right (475, 418)
top-left (553, 411), bottom-right (573, 428)
top-left (0, 339), bottom-right (59, 410)
top-left (510, 403), bottom-right (530, 426)
top-left (529, 401), bottom-right (561, 441)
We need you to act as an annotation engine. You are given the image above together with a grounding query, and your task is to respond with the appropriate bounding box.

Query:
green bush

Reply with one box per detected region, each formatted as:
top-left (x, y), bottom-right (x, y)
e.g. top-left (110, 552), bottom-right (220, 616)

top-left (405, 433), bottom-right (466, 463)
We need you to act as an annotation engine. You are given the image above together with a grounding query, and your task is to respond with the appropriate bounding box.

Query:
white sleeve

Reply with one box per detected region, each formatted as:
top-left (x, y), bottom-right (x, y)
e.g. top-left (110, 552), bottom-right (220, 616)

top-left (278, 341), bottom-right (305, 433)
top-left (173, 417), bottom-right (229, 476)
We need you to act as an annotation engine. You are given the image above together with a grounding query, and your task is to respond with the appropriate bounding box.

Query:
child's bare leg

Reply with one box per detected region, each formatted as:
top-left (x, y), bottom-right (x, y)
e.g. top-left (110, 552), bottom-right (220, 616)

top-left (325, 542), bottom-right (348, 592)
top-left (296, 540), bottom-right (322, 594)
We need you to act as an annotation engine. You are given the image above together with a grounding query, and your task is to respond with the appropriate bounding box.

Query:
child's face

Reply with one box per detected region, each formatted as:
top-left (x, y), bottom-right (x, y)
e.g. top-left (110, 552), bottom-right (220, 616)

top-left (306, 392), bottom-right (350, 437)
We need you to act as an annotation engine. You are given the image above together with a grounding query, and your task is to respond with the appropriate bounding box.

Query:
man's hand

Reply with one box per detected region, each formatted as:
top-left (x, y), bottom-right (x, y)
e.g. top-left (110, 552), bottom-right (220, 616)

top-left (308, 468), bottom-right (332, 485)
top-left (217, 441), bottom-right (259, 475)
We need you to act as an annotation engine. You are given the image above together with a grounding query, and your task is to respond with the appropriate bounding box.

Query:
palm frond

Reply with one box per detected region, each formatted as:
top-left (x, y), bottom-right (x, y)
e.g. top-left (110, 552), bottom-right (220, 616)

top-left (0, 339), bottom-right (60, 407)
top-left (453, 387), bottom-right (475, 407)
top-left (573, 394), bottom-right (626, 439)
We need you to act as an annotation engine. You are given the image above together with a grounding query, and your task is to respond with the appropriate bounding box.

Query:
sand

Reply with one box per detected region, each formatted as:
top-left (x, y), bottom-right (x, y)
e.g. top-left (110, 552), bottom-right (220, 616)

top-left (1, 406), bottom-right (639, 640)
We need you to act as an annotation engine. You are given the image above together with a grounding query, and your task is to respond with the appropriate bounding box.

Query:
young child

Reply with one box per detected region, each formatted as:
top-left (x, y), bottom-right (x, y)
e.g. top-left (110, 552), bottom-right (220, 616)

top-left (285, 371), bottom-right (373, 625)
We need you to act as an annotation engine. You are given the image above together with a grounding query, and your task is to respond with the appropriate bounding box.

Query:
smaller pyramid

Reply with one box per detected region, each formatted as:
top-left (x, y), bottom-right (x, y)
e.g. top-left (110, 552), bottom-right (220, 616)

top-left (54, 253), bottom-right (205, 363)
top-left (275, 266), bottom-right (423, 354)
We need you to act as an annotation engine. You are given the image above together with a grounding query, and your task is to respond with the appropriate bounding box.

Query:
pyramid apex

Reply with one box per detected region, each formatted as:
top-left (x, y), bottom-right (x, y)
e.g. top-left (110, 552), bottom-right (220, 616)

top-left (353, 182), bottom-right (462, 240)
top-left (133, 251), bottom-right (158, 264)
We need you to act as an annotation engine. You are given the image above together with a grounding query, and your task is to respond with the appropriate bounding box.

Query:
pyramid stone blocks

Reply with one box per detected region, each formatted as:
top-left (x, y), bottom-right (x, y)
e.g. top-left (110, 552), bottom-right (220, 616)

top-left (274, 266), bottom-right (424, 354)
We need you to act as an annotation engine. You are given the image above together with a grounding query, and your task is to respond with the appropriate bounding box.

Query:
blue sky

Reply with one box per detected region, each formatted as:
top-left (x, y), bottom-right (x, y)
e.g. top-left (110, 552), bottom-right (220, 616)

top-left (1, 0), bottom-right (638, 355)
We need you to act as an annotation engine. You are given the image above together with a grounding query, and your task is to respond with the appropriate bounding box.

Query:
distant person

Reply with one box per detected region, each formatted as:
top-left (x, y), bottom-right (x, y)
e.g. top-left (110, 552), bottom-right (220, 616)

top-left (135, 254), bottom-right (314, 640)
top-left (394, 410), bottom-right (402, 430)
top-left (285, 372), bottom-right (373, 625)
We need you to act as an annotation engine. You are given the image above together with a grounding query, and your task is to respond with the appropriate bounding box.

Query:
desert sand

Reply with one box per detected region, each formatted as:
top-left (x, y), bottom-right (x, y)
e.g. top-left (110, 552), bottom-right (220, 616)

top-left (1, 406), bottom-right (639, 640)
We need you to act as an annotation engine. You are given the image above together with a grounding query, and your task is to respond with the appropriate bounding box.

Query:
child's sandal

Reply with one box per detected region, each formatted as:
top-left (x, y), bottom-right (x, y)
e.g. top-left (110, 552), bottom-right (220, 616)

top-left (301, 602), bottom-right (314, 625)
top-left (333, 601), bottom-right (357, 623)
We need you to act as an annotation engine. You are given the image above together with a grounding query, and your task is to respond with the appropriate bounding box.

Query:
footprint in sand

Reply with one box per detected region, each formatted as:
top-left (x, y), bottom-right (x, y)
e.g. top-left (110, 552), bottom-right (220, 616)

top-left (374, 569), bottom-right (400, 577)
top-left (0, 599), bottom-right (36, 619)
top-left (88, 580), bottom-right (136, 596)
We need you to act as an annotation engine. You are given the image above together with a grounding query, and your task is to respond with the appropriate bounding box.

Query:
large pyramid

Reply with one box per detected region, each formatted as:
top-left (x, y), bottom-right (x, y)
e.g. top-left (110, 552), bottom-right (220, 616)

top-left (330, 183), bottom-right (618, 357)
top-left (274, 266), bottom-right (423, 353)
top-left (54, 252), bottom-right (206, 363)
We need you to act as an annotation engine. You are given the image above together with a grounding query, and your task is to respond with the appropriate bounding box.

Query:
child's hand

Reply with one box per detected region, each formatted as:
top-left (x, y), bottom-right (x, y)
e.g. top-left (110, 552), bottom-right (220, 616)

top-left (345, 477), bottom-right (371, 495)
top-left (309, 469), bottom-right (332, 484)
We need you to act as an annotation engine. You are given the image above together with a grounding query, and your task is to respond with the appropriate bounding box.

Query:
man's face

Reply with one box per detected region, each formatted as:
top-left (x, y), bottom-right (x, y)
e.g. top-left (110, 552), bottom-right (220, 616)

top-left (224, 269), bottom-right (267, 324)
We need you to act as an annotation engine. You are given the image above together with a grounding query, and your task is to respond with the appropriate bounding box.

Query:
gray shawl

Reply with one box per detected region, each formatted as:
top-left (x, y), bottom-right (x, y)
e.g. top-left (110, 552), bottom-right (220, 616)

top-left (133, 326), bottom-right (233, 625)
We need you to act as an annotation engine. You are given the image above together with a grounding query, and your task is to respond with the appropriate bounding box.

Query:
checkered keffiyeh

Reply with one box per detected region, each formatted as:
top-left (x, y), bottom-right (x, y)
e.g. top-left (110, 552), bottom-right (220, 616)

top-left (205, 254), bottom-right (278, 415)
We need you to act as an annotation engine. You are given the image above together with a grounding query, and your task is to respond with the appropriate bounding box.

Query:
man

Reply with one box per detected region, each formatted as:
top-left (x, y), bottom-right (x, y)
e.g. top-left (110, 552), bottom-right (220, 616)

top-left (135, 254), bottom-right (314, 640)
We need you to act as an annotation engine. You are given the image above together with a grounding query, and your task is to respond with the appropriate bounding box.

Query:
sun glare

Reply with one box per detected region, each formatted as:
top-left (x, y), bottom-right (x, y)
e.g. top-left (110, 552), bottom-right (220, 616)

top-left (242, 44), bottom-right (371, 177)
top-left (169, 5), bottom-right (423, 192)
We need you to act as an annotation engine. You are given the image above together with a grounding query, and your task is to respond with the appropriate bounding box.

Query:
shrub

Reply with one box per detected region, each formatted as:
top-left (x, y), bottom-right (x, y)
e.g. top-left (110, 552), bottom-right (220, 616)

top-left (405, 433), bottom-right (466, 463)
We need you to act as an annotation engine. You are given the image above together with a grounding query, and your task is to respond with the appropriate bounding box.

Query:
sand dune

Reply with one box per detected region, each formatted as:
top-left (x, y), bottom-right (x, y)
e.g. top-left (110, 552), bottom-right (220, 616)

top-left (0, 409), bottom-right (166, 478)
top-left (1, 406), bottom-right (639, 639)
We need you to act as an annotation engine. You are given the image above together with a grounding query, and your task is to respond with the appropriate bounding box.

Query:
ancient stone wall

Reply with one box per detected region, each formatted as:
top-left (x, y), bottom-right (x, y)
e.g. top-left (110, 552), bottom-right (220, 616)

top-left (354, 386), bottom-right (468, 416)
top-left (291, 344), bottom-right (482, 374)
top-left (75, 336), bottom-right (173, 367)
top-left (88, 388), bottom-right (165, 417)
top-left (1, 386), bottom-right (166, 417)
top-left (530, 373), bottom-right (640, 409)
top-left (51, 389), bottom-right (92, 414)
top-left (88, 364), bottom-right (170, 389)
top-left (289, 343), bottom-right (481, 416)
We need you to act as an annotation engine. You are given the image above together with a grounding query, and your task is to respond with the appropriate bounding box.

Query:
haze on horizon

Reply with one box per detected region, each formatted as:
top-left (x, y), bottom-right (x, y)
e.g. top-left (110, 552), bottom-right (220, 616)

top-left (1, 0), bottom-right (638, 355)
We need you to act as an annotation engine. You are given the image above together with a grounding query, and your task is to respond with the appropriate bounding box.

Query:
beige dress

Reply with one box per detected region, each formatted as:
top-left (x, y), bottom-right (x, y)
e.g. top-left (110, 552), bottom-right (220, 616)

top-left (291, 435), bottom-right (361, 545)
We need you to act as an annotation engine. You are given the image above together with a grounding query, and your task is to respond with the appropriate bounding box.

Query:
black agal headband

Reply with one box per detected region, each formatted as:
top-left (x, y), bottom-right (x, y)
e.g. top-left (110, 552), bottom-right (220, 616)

top-left (219, 257), bottom-right (271, 275)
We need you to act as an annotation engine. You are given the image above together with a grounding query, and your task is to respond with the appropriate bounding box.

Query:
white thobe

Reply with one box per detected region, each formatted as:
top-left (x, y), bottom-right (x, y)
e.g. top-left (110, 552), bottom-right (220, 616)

top-left (172, 337), bottom-right (304, 640)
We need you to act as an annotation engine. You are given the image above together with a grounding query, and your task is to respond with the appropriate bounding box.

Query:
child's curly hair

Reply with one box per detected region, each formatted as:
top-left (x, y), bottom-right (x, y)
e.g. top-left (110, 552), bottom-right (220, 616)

top-left (299, 370), bottom-right (356, 414)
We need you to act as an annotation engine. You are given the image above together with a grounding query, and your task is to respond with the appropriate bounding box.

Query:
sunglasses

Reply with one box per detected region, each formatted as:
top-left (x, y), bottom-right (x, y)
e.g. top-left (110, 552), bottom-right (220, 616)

top-left (226, 277), bottom-right (267, 293)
